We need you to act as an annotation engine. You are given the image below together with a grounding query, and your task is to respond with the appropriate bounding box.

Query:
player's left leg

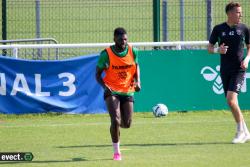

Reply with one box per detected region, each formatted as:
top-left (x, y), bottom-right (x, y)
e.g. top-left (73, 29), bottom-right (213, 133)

top-left (227, 72), bottom-right (250, 143)
top-left (227, 91), bottom-right (250, 143)
top-left (120, 95), bottom-right (134, 128)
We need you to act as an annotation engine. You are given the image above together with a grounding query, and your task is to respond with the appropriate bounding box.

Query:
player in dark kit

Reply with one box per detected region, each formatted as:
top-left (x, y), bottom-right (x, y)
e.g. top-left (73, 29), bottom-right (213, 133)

top-left (208, 2), bottom-right (250, 144)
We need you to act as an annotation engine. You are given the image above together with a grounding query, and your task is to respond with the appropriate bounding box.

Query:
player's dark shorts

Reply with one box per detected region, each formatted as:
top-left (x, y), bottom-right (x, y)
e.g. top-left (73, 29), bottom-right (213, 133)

top-left (104, 89), bottom-right (134, 103)
top-left (220, 71), bottom-right (245, 96)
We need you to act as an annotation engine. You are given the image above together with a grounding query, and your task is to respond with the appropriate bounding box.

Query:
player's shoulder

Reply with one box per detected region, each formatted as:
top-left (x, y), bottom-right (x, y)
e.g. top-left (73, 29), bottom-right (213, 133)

top-left (99, 49), bottom-right (109, 61)
top-left (237, 23), bottom-right (249, 30)
top-left (131, 46), bottom-right (138, 52)
top-left (100, 48), bottom-right (108, 56)
top-left (214, 22), bottom-right (227, 30)
top-left (130, 45), bottom-right (138, 55)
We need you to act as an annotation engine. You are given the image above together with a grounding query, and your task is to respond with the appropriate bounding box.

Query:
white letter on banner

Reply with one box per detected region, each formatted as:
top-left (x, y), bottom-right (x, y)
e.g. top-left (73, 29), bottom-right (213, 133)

top-left (0, 73), bottom-right (6, 95)
top-left (11, 74), bottom-right (32, 96)
top-left (58, 72), bottom-right (76, 96)
top-left (35, 74), bottom-right (50, 96)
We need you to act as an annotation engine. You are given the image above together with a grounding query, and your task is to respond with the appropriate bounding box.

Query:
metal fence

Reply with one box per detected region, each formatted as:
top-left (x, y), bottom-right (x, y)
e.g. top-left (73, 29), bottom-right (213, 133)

top-left (0, 38), bottom-right (58, 59)
top-left (0, 41), bottom-right (208, 60)
top-left (1, 0), bottom-right (250, 43)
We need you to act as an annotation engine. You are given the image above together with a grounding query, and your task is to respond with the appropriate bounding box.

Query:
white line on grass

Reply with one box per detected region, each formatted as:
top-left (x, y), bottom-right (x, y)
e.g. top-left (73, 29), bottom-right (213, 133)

top-left (0, 119), bottom-right (231, 128)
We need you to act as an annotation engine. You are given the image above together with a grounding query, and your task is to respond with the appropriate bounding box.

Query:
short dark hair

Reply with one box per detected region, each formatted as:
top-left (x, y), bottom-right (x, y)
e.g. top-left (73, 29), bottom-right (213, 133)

top-left (114, 27), bottom-right (127, 37)
top-left (225, 2), bottom-right (241, 13)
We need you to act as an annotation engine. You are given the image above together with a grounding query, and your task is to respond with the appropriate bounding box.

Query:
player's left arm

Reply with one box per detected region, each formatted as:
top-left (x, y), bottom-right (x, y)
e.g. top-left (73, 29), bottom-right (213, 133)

top-left (241, 44), bottom-right (250, 70)
top-left (134, 64), bottom-right (141, 92)
top-left (241, 27), bottom-right (250, 70)
top-left (132, 47), bottom-right (141, 92)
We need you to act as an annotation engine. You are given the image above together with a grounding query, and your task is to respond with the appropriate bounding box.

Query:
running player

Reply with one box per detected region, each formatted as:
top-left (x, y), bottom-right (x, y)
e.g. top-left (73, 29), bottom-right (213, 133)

top-left (208, 2), bottom-right (250, 144)
top-left (96, 27), bottom-right (141, 160)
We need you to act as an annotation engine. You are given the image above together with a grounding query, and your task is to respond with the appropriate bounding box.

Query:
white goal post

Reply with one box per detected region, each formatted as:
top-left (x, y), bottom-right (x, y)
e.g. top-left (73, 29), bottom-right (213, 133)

top-left (0, 41), bottom-right (209, 59)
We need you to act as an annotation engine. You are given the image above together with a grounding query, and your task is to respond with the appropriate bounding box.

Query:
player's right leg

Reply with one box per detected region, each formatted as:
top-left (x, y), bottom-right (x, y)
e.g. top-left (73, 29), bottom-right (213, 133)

top-left (227, 91), bottom-right (245, 143)
top-left (105, 93), bottom-right (122, 160)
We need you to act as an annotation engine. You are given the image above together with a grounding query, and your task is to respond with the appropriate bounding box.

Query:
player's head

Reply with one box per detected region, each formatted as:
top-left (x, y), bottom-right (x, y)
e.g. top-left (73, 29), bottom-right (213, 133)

top-left (225, 2), bottom-right (242, 25)
top-left (113, 27), bottom-right (128, 51)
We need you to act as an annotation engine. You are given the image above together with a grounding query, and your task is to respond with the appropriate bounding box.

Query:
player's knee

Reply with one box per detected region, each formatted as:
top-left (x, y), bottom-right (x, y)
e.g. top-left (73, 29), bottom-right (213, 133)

top-left (122, 119), bottom-right (132, 129)
top-left (227, 98), bottom-right (236, 108)
top-left (111, 117), bottom-right (121, 127)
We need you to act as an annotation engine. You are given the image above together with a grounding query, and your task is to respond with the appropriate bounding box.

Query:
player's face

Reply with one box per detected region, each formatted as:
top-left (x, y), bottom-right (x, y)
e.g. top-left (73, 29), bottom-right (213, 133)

top-left (114, 34), bottom-right (128, 51)
top-left (228, 7), bottom-right (242, 24)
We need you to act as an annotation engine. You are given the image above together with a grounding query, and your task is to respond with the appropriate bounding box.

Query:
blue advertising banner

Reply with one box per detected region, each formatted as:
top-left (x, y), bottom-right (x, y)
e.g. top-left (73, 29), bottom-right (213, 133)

top-left (1, 50), bottom-right (250, 114)
top-left (0, 55), bottom-right (106, 114)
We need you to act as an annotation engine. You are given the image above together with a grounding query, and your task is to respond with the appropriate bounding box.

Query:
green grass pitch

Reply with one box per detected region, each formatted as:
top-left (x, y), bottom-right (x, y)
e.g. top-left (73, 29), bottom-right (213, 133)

top-left (1, 111), bottom-right (250, 167)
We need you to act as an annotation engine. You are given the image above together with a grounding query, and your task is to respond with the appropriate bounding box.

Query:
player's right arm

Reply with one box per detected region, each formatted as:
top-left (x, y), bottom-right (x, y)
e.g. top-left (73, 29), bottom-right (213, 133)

top-left (95, 66), bottom-right (105, 89)
top-left (208, 25), bottom-right (228, 54)
top-left (208, 25), bottom-right (219, 54)
top-left (95, 50), bottom-right (111, 91)
top-left (208, 43), bottom-right (217, 54)
top-left (208, 43), bottom-right (228, 54)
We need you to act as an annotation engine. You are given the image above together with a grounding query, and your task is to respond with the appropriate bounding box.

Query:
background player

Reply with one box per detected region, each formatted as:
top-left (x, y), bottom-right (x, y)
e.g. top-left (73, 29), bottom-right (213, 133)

top-left (208, 2), bottom-right (250, 144)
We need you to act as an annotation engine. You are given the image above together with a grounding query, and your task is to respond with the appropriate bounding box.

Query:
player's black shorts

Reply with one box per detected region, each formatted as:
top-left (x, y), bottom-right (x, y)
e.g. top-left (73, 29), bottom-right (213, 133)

top-left (104, 89), bottom-right (134, 103)
top-left (220, 71), bottom-right (245, 96)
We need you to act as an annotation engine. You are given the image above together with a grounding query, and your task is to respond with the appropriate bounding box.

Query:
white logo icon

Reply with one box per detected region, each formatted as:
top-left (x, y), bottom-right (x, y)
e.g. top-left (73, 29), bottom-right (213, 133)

top-left (201, 65), bottom-right (224, 94)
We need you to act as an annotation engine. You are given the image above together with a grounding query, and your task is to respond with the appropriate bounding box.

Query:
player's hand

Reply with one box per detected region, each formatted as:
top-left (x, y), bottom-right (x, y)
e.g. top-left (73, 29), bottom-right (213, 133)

top-left (134, 82), bottom-right (141, 92)
top-left (241, 58), bottom-right (249, 70)
top-left (219, 43), bottom-right (229, 54)
top-left (104, 85), bottom-right (112, 93)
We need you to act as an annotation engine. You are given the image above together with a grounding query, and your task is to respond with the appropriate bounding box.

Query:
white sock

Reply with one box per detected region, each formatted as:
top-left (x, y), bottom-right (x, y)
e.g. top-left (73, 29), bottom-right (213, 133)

top-left (237, 122), bottom-right (244, 132)
top-left (243, 120), bottom-right (250, 134)
top-left (112, 142), bottom-right (120, 154)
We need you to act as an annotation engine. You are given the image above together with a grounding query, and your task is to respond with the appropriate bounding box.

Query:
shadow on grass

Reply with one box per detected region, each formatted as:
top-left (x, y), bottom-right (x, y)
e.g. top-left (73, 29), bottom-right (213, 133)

top-left (0, 157), bottom-right (111, 165)
top-left (57, 141), bottom-right (232, 149)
